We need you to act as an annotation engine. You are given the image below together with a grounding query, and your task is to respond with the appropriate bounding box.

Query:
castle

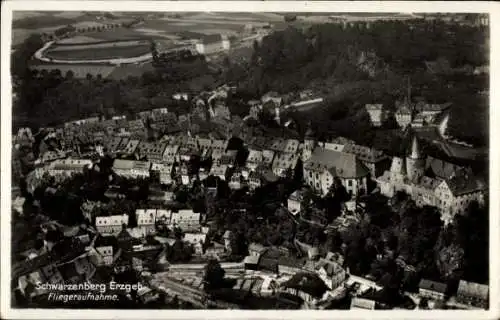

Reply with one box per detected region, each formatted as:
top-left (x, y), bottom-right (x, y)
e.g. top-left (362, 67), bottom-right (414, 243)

top-left (377, 136), bottom-right (486, 224)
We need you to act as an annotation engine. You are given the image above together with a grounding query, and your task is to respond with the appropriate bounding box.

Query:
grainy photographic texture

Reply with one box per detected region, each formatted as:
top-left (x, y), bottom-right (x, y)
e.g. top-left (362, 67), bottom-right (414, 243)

top-left (8, 8), bottom-right (490, 312)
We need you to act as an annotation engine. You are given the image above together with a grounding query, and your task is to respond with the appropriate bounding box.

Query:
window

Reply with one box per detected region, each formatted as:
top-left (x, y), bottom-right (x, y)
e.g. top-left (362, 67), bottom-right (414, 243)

top-left (348, 180), bottom-right (352, 187)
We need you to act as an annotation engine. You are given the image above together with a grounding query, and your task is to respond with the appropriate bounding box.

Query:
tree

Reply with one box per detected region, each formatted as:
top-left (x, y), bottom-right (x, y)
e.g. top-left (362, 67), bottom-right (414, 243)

top-left (436, 243), bottom-right (465, 281)
top-left (203, 259), bottom-right (226, 291)
top-left (65, 70), bottom-right (74, 81)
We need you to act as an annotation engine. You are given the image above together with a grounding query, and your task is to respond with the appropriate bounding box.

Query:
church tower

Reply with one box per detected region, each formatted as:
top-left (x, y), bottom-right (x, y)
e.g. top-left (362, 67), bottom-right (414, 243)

top-left (406, 136), bottom-right (425, 181)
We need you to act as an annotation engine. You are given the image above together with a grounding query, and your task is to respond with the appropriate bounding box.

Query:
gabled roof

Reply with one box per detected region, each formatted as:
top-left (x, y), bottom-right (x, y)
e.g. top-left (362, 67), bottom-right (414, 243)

top-left (343, 144), bottom-right (388, 163)
top-left (305, 148), bottom-right (369, 178)
top-left (425, 156), bottom-right (465, 180)
top-left (365, 103), bottom-right (384, 111)
top-left (282, 272), bottom-right (328, 299)
top-left (457, 280), bottom-right (489, 300)
top-left (351, 297), bottom-right (376, 309)
top-left (445, 174), bottom-right (486, 197)
top-left (315, 259), bottom-right (343, 277)
top-left (419, 279), bottom-right (447, 294)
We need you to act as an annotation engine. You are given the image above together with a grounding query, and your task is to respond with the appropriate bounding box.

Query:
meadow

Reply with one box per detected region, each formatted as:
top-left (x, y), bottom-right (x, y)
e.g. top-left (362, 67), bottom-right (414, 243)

top-left (44, 45), bottom-right (150, 60)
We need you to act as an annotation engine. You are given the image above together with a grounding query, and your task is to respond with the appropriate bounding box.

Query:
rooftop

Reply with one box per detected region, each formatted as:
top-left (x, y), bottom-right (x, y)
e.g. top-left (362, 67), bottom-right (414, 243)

top-left (305, 148), bottom-right (369, 178)
top-left (457, 280), bottom-right (489, 300)
top-left (419, 279), bottom-right (447, 294)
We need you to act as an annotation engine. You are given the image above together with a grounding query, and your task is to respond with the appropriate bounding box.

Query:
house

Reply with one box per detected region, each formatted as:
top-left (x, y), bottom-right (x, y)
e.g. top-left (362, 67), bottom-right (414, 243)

top-left (184, 233), bottom-right (207, 255)
top-left (269, 138), bottom-right (300, 154)
top-left (95, 214), bottom-right (129, 235)
top-left (122, 139), bottom-right (141, 155)
top-left (418, 279), bottom-right (447, 300)
top-left (137, 286), bottom-right (160, 304)
top-left (243, 255), bottom-right (260, 270)
top-left (415, 102), bottom-right (451, 123)
top-left (93, 245), bottom-right (116, 266)
top-left (154, 209), bottom-right (172, 227)
top-left (136, 209), bottom-right (157, 236)
top-left (228, 169), bottom-right (244, 190)
top-left (261, 92), bottom-right (283, 107)
top-left (126, 119), bottom-right (147, 138)
top-left (105, 137), bottom-right (123, 154)
top-left (170, 209), bottom-right (201, 231)
top-left (395, 100), bottom-right (413, 128)
top-left (272, 152), bottom-right (299, 177)
top-left (162, 144), bottom-right (179, 163)
top-left (219, 150), bottom-right (238, 167)
top-left (136, 141), bottom-right (168, 162)
top-left (150, 162), bottom-right (174, 185)
top-left (314, 258), bottom-right (346, 290)
top-left (205, 242), bottom-right (226, 259)
top-left (112, 159), bottom-right (151, 179)
top-left (246, 149), bottom-right (263, 171)
top-left (280, 272), bottom-right (329, 305)
top-left (47, 159), bottom-right (93, 177)
top-left (456, 280), bottom-right (489, 309)
top-left (342, 144), bottom-right (390, 178)
top-left (248, 170), bottom-right (263, 190)
top-left (287, 190), bottom-right (304, 215)
top-left (195, 34), bottom-right (230, 55)
top-left (365, 104), bottom-right (386, 127)
top-left (350, 297), bottom-right (376, 310)
top-left (173, 92), bottom-right (189, 101)
top-left (323, 137), bottom-right (355, 153)
top-left (434, 174), bottom-right (486, 224)
top-left (304, 148), bottom-right (369, 197)
top-left (248, 243), bottom-right (267, 257)
top-left (262, 149), bottom-right (276, 167)
top-left (210, 164), bottom-right (230, 181)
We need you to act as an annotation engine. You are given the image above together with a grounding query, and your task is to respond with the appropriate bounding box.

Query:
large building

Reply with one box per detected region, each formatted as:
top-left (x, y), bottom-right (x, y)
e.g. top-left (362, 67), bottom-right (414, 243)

top-left (365, 104), bottom-right (386, 127)
top-left (112, 159), bottom-right (151, 179)
top-left (95, 214), bottom-right (129, 235)
top-left (395, 99), bottom-right (413, 128)
top-left (342, 144), bottom-right (391, 178)
top-left (195, 34), bottom-right (230, 55)
top-left (377, 136), bottom-right (486, 224)
top-left (304, 148), bottom-right (369, 197)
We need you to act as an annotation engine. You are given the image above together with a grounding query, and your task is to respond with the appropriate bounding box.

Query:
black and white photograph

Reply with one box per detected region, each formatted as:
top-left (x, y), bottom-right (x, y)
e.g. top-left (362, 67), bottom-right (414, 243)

top-left (1, 1), bottom-right (498, 319)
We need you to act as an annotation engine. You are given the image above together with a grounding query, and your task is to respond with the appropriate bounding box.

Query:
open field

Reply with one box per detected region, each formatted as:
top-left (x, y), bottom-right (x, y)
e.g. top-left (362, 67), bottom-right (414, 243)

top-left (44, 45), bottom-right (150, 60)
top-left (56, 35), bottom-right (105, 44)
top-left (12, 13), bottom-right (76, 29)
top-left (49, 39), bottom-right (150, 51)
top-left (84, 28), bottom-right (159, 41)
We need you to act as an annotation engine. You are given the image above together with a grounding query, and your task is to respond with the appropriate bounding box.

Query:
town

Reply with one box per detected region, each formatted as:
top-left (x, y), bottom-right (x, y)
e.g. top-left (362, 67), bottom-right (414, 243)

top-left (10, 11), bottom-right (489, 311)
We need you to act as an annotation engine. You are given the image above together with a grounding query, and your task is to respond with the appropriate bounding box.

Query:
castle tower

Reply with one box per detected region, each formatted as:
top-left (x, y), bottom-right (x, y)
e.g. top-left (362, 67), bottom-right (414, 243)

top-left (406, 136), bottom-right (425, 181)
top-left (390, 156), bottom-right (406, 183)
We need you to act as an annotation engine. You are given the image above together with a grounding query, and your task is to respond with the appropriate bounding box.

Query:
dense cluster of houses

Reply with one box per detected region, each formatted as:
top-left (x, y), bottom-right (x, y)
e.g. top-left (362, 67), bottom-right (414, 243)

top-left (12, 82), bottom-right (489, 309)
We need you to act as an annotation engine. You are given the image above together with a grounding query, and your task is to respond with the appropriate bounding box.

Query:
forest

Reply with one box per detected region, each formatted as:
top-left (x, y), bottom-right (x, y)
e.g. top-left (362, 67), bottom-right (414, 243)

top-left (12, 19), bottom-right (489, 146)
top-left (226, 20), bottom-right (488, 146)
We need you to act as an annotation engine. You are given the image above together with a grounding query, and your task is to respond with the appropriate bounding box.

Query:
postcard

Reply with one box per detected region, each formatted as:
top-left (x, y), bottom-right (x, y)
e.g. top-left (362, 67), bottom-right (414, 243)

top-left (1, 1), bottom-right (499, 319)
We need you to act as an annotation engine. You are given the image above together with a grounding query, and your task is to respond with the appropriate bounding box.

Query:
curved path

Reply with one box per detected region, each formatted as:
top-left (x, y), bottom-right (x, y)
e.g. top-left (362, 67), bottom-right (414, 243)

top-left (33, 40), bottom-right (153, 65)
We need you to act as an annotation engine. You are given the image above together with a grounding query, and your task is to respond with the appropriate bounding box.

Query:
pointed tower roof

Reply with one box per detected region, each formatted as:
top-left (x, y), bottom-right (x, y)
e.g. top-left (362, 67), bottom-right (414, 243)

top-left (409, 136), bottom-right (422, 159)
